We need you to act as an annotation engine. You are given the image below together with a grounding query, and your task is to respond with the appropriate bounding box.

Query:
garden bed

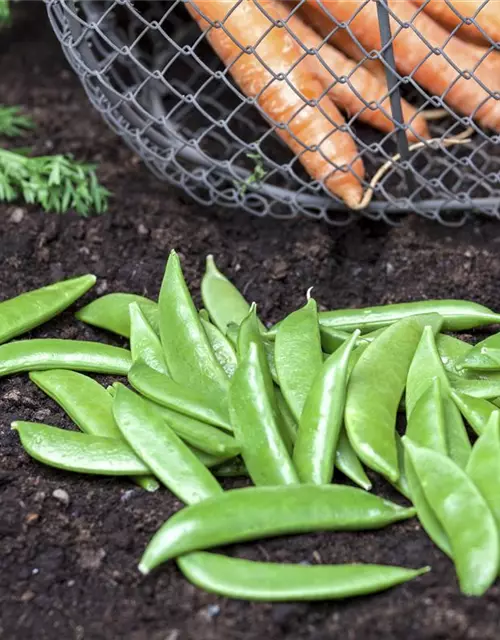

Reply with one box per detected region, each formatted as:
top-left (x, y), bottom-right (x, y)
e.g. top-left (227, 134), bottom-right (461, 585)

top-left (1, 4), bottom-right (500, 639)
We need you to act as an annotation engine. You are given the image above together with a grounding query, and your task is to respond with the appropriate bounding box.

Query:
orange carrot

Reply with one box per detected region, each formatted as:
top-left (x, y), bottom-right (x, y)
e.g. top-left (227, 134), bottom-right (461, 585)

top-left (270, 2), bottom-right (429, 140)
top-left (305, 0), bottom-right (500, 131)
top-left (187, 0), bottom-right (364, 206)
top-left (411, 0), bottom-right (498, 46)
top-left (299, 3), bottom-right (387, 81)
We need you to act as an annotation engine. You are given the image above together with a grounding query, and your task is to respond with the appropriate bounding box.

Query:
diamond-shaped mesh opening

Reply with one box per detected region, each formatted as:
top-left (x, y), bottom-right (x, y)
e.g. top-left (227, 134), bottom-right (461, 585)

top-left (46, 0), bottom-right (500, 224)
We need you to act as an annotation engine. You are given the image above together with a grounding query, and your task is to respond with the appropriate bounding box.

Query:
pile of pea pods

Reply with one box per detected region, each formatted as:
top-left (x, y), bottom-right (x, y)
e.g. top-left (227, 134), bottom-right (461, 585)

top-left (4, 251), bottom-right (500, 600)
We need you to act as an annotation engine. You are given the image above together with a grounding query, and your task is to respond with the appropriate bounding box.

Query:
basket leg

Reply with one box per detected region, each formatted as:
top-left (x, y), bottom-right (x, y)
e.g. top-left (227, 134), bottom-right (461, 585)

top-left (376, 0), bottom-right (416, 194)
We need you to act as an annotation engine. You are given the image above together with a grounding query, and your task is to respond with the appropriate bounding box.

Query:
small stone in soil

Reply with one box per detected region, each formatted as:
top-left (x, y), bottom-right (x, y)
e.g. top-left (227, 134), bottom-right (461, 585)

top-left (52, 489), bottom-right (70, 506)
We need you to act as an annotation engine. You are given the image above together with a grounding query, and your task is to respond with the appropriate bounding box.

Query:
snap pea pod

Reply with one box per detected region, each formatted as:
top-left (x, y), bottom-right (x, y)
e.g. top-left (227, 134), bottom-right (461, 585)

top-left (113, 384), bottom-right (223, 504)
top-left (152, 402), bottom-right (240, 457)
top-left (275, 298), bottom-right (323, 422)
top-left (0, 274), bottom-right (96, 345)
top-left (456, 333), bottom-right (500, 371)
top-left (138, 485), bottom-right (415, 572)
top-left (317, 300), bottom-right (500, 334)
top-left (448, 372), bottom-right (500, 399)
top-left (274, 389), bottom-right (296, 454)
top-left (128, 361), bottom-right (231, 431)
top-left (345, 314), bottom-right (442, 483)
top-left (237, 304), bottom-right (279, 383)
top-left (29, 369), bottom-right (159, 492)
top-left (320, 327), bottom-right (353, 354)
top-left (229, 342), bottom-right (299, 486)
top-left (199, 311), bottom-right (238, 378)
top-left (293, 331), bottom-right (359, 484)
top-left (238, 307), bottom-right (294, 452)
top-left (404, 438), bottom-right (498, 596)
top-left (467, 411), bottom-right (500, 538)
top-left (159, 250), bottom-right (228, 394)
top-left (225, 321), bottom-right (239, 347)
top-left (406, 326), bottom-right (471, 469)
top-left (404, 379), bottom-right (451, 556)
top-left (13, 421), bottom-right (152, 476)
top-left (129, 302), bottom-right (168, 375)
top-left (436, 334), bottom-right (472, 376)
top-left (76, 293), bottom-right (159, 337)
top-left (177, 553), bottom-right (429, 602)
top-left (450, 389), bottom-right (498, 435)
top-left (0, 339), bottom-right (132, 377)
top-left (335, 430), bottom-right (372, 491)
top-left (406, 326), bottom-right (450, 417)
top-left (201, 255), bottom-right (264, 334)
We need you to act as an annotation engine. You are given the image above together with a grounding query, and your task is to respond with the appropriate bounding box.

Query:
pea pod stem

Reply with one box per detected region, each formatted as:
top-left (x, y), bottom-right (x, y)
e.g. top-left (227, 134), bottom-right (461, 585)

top-left (177, 553), bottom-right (430, 602)
top-left (0, 339), bottom-right (132, 377)
top-left (139, 485), bottom-right (415, 573)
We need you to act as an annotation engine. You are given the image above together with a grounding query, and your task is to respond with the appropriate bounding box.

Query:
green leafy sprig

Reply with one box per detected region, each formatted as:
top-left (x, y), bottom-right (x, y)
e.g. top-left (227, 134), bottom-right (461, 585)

top-left (0, 149), bottom-right (110, 216)
top-left (0, 106), bottom-right (34, 137)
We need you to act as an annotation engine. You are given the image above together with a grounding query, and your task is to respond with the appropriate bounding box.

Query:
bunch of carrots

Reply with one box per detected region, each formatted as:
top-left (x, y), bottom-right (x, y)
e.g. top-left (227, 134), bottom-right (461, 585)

top-left (186, 0), bottom-right (500, 208)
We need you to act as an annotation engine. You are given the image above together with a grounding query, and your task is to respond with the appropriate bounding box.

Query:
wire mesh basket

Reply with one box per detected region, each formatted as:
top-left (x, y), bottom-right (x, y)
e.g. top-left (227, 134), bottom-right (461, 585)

top-left (46, 0), bottom-right (500, 224)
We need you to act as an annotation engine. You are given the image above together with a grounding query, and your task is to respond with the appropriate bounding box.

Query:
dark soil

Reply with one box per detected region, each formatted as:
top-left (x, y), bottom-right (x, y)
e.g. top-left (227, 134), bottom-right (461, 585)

top-left (2, 4), bottom-right (500, 639)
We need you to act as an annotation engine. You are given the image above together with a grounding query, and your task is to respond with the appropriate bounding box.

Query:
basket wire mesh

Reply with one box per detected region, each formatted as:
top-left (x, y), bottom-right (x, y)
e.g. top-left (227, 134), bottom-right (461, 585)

top-left (46, 0), bottom-right (500, 224)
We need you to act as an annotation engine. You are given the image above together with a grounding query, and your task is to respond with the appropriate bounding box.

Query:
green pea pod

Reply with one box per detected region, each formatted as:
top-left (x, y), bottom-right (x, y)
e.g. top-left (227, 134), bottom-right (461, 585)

top-left (317, 300), bottom-right (500, 334)
top-left (293, 331), bottom-right (360, 484)
top-left (467, 411), bottom-right (500, 535)
top-left (113, 384), bottom-right (223, 504)
top-left (29, 369), bottom-right (159, 492)
top-left (229, 342), bottom-right (299, 486)
top-left (449, 372), bottom-right (500, 399)
top-left (335, 430), bottom-right (372, 491)
top-left (201, 255), bottom-right (264, 334)
top-left (436, 334), bottom-right (472, 376)
top-left (275, 298), bottom-right (323, 422)
top-left (238, 306), bottom-right (293, 451)
top-left (225, 322), bottom-right (239, 347)
top-left (129, 302), bottom-right (168, 375)
top-left (0, 339), bottom-right (132, 377)
top-left (0, 274), bottom-right (96, 345)
top-left (451, 389), bottom-right (498, 435)
top-left (152, 403), bottom-right (240, 457)
top-left (275, 388), bottom-right (297, 452)
top-left (388, 434), bottom-right (412, 501)
top-left (456, 333), bottom-right (500, 371)
top-left (138, 485), bottom-right (415, 572)
top-left (13, 421), bottom-right (152, 476)
top-left (128, 361), bottom-right (231, 431)
top-left (404, 437), bottom-right (499, 596)
top-left (406, 326), bottom-right (450, 417)
top-left (158, 250), bottom-right (228, 394)
top-left (76, 293), bottom-right (159, 338)
top-left (199, 313), bottom-right (237, 378)
top-left (177, 553), bottom-right (429, 601)
top-left (345, 313), bottom-right (443, 483)
top-left (442, 393), bottom-right (471, 470)
top-left (320, 327), bottom-right (352, 354)
top-left (404, 379), bottom-right (451, 556)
